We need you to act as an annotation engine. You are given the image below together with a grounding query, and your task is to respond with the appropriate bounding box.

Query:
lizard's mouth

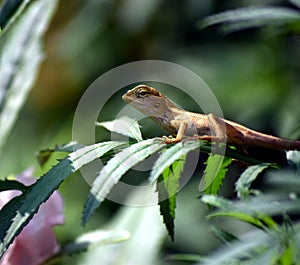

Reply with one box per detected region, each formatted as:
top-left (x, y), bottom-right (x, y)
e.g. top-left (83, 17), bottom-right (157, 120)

top-left (121, 94), bottom-right (131, 103)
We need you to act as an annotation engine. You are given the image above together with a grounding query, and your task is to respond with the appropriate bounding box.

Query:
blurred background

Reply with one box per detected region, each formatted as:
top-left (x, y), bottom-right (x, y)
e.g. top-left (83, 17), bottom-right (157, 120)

top-left (0, 0), bottom-right (300, 263)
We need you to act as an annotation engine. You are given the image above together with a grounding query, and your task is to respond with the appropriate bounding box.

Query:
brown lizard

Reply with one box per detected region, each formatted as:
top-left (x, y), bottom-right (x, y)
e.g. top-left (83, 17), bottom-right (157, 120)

top-left (122, 84), bottom-right (300, 152)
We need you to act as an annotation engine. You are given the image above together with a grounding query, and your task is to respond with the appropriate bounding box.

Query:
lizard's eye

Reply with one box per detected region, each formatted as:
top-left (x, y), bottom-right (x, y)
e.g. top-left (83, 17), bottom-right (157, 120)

top-left (136, 89), bottom-right (152, 98)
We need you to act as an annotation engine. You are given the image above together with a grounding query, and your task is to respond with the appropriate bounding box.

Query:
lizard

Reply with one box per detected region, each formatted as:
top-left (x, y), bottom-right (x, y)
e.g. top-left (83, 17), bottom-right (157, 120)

top-left (122, 84), bottom-right (300, 153)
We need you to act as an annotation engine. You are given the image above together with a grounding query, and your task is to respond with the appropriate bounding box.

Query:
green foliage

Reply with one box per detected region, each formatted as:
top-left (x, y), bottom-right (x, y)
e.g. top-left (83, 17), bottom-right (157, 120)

top-left (150, 141), bottom-right (200, 184)
top-left (36, 141), bottom-right (84, 166)
top-left (0, 179), bottom-right (27, 192)
top-left (0, 141), bottom-right (126, 257)
top-left (199, 6), bottom-right (300, 34)
top-left (202, 154), bottom-right (232, 195)
top-left (0, 0), bottom-right (58, 154)
top-left (157, 157), bottom-right (185, 240)
top-left (61, 229), bottom-right (130, 255)
top-left (96, 116), bottom-right (143, 142)
top-left (235, 163), bottom-right (273, 198)
top-left (199, 158), bottom-right (300, 264)
top-left (82, 139), bottom-right (166, 224)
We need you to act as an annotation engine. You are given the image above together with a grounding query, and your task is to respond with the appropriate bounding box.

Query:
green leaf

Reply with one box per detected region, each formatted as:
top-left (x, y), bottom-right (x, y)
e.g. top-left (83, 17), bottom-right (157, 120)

top-left (157, 157), bottom-right (186, 240)
top-left (201, 195), bottom-right (279, 230)
top-left (61, 229), bottom-right (130, 255)
top-left (0, 0), bottom-right (26, 30)
top-left (150, 141), bottom-right (200, 184)
top-left (36, 141), bottom-right (84, 166)
top-left (199, 229), bottom-right (273, 264)
top-left (0, 179), bottom-right (27, 192)
top-left (96, 117), bottom-right (143, 142)
top-left (0, 0), bottom-right (58, 154)
top-left (210, 226), bottom-right (239, 244)
top-left (0, 141), bottom-right (126, 257)
top-left (167, 254), bottom-right (205, 262)
top-left (83, 139), bottom-right (165, 224)
top-left (201, 154), bottom-right (232, 195)
top-left (235, 163), bottom-right (272, 198)
top-left (198, 6), bottom-right (300, 33)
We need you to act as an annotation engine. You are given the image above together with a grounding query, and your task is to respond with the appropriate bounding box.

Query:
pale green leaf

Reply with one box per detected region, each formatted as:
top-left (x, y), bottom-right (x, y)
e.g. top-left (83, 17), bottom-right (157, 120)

top-left (199, 6), bottom-right (300, 32)
top-left (150, 141), bottom-right (199, 184)
top-left (83, 139), bottom-right (165, 224)
top-left (0, 0), bottom-right (58, 154)
top-left (201, 154), bottom-right (232, 195)
top-left (235, 163), bottom-right (272, 198)
top-left (0, 141), bottom-right (126, 257)
top-left (80, 187), bottom-right (166, 265)
top-left (61, 229), bottom-right (130, 255)
top-left (96, 117), bottom-right (143, 141)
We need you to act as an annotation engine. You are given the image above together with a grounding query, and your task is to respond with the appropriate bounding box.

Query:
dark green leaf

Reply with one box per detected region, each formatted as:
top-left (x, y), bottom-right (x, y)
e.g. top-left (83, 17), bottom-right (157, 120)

top-left (201, 155), bottom-right (232, 195)
top-left (0, 179), bottom-right (27, 192)
top-left (157, 157), bottom-right (186, 240)
top-left (0, 0), bottom-right (24, 30)
top-left (0, 141), bottom-right (125, 257)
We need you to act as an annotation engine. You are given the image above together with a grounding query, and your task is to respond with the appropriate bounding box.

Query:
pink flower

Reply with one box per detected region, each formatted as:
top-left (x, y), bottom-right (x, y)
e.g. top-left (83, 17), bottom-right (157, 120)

top-left (0, 168), bottom-right (64, 265)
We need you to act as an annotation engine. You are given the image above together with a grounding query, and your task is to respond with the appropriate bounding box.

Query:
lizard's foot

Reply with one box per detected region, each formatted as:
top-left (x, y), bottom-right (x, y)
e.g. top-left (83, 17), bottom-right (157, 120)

top-left (163, 135), bottom-right (181, 144)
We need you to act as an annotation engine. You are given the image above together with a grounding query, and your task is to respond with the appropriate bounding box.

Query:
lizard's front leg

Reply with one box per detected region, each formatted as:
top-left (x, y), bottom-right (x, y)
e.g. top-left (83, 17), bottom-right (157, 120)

top-left (163, 120), bottom-right (187, 144)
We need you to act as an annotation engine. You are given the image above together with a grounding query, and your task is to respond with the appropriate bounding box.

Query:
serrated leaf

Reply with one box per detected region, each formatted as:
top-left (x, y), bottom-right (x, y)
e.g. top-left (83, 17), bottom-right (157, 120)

top-left (0, 0), bottom-right (58, 154)
top-left (236, 163), bottom-right (272, 198)
top-left (0, 141), bottom-right (126, 257)
top-left (198, 6), bottom-right (300, 32)
top-left (96, 116), bottom-right (143, 142)
top-left (201, 154), bottom-right (232, 195)
top-left (36, 141), bottom-right (84, 166)
top-left (150, 141), bottom-right (199, 184)
top-left (157, 157), bottom-right (186, 240)
top-left (83, 139), bottom-right (165, 224)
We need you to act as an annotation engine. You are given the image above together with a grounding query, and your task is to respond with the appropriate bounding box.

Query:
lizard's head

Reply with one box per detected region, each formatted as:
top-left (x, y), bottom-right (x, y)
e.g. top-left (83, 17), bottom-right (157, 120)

top-left (122, 84), bottom-right (178, 132)
top-left (122, 84), bottom-right (170, 115)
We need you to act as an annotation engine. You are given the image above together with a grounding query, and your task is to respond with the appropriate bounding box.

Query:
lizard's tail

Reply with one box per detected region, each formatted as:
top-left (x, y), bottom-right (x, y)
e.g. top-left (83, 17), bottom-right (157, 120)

top-left (251, 134), bottom-right (300, 151)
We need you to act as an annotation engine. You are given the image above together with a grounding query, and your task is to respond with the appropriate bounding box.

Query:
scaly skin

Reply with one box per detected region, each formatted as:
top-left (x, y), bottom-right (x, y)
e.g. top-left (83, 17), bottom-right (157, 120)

top-left (122, 84), bottom-right (300, 151)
